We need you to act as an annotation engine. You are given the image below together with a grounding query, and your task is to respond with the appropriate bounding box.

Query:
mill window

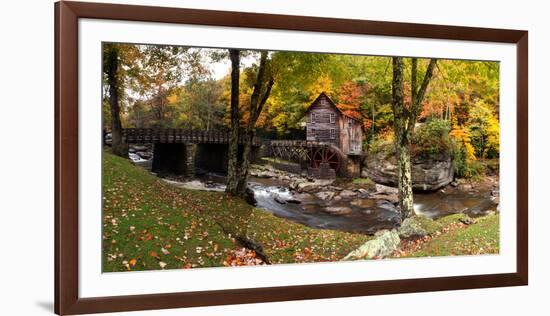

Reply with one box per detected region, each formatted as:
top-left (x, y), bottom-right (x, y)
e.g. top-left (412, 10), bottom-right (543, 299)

top-left (330, 128), bottom-right (336, 139)
top-left (330, 113), bottom-right (335, 123)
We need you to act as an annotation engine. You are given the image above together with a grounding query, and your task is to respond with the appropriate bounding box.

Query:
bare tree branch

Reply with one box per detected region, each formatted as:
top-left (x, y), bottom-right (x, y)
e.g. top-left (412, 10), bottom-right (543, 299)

top-left (408, 58), bottom-right (437, 132)
top-left (254, 77), bottom-right (275, 123)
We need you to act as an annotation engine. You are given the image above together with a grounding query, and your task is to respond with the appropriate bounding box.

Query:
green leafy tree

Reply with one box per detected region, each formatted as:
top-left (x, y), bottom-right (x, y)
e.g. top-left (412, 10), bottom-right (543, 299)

top-left (102, 43), bottom-right (141, 157)
top-left (391, 57), bottom-right (437, 220)
top-left (469, 100), bottom-right (500, 158)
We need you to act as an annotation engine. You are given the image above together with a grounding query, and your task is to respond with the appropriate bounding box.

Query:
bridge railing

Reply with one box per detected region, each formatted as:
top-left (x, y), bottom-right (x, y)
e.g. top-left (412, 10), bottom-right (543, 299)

top-left (270, 140), bottom-right (335, 148)
top-left (122, 128), bottom-right (261, 145)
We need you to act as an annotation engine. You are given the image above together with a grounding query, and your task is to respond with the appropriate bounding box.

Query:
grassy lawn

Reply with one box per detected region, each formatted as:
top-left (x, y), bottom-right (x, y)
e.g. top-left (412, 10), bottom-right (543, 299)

top-left (394, 214), bottom-right (499, 258)
top-left (102, 152), bottom-right (371, 272)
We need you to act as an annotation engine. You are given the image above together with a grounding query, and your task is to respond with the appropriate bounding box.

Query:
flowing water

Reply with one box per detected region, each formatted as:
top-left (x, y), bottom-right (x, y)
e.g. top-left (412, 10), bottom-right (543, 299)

top-left (163, 174), bottom-right (497, 235)
top-left (249, 182), bottom-right (401, 234)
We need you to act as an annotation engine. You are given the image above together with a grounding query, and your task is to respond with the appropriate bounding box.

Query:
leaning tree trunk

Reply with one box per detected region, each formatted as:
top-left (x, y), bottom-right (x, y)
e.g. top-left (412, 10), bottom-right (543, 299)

top-left (106, 45), bottom-right (127, 158)
top-left (235, 52), bottom-right (274, 197)
top-left (226, 49), bottom-right (241, 195)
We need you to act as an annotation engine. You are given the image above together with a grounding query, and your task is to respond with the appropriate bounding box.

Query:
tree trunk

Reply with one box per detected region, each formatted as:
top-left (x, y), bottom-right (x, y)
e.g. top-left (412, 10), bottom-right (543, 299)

top-left (106, 45), bottom-right (127, 157)
top-left (396, 136), bottom-right (415, 219)
top-left (391, 57), bottom-right (415, 219)
top-left (235, 52), bottom-right (274, 197)
top-left (225, 49), bottom-right (241, 195)
top-left (391, 57), bottom-right (437, 220)
top-left (236, 129), bottom-right (254, 195)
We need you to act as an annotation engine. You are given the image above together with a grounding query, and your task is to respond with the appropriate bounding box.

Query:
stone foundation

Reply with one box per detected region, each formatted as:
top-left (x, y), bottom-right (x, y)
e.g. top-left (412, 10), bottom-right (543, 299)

top-left (308, 163), bottom-right (336, 179)
top-left (342, 155), bottom-right (361, 178)
top-left (152, 143), bottom-right (189, 175)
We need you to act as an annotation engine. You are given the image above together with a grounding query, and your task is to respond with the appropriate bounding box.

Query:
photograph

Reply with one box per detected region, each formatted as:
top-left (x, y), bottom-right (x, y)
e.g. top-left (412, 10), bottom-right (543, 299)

top-left (101, 43), bottom-right (501, 272)
top-left (4, 0), bottom-right (545, 315)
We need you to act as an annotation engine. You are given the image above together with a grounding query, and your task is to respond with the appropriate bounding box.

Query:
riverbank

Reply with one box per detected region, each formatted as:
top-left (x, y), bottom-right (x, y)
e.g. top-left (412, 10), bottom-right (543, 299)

top-left (102, 151), bottom-right (499, 272)
top-left (394, 213), bottom-right (499, 258)
top-left (161, 160), bottom-right (498, 236)
top-left (103, 152), bottom-right (372, 271)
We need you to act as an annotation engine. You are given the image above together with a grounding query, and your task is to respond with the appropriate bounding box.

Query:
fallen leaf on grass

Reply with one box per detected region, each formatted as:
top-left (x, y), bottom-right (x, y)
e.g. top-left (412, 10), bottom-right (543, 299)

top-left (149, 251), bottom-right (160, 259)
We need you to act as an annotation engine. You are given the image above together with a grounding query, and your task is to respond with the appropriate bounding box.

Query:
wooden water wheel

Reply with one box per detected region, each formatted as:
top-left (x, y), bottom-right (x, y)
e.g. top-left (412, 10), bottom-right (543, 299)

top-left (311, 146), bottom-right (342, 171)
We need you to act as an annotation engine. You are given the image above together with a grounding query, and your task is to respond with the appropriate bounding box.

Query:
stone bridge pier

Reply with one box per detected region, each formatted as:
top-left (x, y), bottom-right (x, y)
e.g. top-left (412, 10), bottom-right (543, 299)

top-left (152, 143), bottom-right (197, 177)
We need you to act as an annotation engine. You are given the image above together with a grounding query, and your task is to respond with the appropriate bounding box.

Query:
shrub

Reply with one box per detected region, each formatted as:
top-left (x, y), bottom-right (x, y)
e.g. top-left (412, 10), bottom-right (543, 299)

top-left (452, 141), bottom-right (484, 179)
top-left (483, 159), bottom-right (500, 175)
top-left (469, 100), bottom-right (500, 159)
top-left (412, 119), bottom-right (453, 158)
top-left (367, 118), bottom-right (485, 179)
top-left (368, 130), bottom-right (394, 155)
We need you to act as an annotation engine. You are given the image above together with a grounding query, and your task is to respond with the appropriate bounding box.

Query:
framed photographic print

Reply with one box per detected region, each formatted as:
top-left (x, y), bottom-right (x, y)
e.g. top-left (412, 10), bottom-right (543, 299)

top-left (55, 1), bottom-right (528, 315)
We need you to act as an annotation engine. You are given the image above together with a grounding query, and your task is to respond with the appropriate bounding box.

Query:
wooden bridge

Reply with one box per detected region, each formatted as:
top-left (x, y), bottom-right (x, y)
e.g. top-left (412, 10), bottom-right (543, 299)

top-left (122, 128), bottom-right (261, 146)
top-left (118, 129), bottom-right (359, 178)
top-left (120, 128), bottom-right (261, 177)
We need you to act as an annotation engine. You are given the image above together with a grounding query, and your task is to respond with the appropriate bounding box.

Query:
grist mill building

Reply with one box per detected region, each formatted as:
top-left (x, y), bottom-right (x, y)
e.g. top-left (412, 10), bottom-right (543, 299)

top-left (305, 92), bottom-right (363, 156)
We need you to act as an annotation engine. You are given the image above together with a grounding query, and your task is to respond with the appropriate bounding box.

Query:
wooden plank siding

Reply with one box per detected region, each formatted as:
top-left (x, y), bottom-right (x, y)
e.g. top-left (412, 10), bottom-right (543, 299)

top-left (305, 92), bottom-right (362, 156)
top-left (339, 115), bottom-right (363, 155)
top-left (305, 95), bottom-right (340, 146)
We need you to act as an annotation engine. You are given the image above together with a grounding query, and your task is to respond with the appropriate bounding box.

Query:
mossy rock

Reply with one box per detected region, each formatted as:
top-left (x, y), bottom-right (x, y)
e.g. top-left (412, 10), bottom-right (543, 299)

top-left (399, 217), bottom-right (428, 238)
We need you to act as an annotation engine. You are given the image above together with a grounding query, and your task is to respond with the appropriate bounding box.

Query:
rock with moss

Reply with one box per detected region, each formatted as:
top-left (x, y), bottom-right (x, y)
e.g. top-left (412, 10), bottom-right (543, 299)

top-left (342, 230), bottom-right (400, 260)
top-left (365, 142), bottom-right (453, 191)
top-left (398, 217), bottom-right (428, 238)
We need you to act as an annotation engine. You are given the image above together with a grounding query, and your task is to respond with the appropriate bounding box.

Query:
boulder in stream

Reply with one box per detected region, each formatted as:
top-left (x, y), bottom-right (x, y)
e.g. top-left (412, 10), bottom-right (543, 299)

top-left (365, 144), bottom-right (453, 191)
top-left (285, 197), bottom-right (301, 204)
top-left (374, 184), bottom-right (398, 195)
top-left (370, 193), bottom-right (399, 204)
top-left (296, 179), bottom-right (335, 193)
top-left (273, 195), bottom-right (287, 205)
top-left (137, 151), bottom-right (153, 159)
top-left (350, 199), bottom-right (377, 208)
top-left (339, 190), bottom-right (358, 199)
top-left (294, 193), bottom-right (314, 201)
top-left (315, 191), bottom-right (336, 201)
top-left (324, 206), bottom-right (353, 215)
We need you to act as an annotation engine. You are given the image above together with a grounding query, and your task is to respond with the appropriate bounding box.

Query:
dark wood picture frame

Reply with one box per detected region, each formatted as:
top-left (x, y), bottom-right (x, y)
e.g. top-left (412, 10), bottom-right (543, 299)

top-left (54, 1), bottom-right (528, 315)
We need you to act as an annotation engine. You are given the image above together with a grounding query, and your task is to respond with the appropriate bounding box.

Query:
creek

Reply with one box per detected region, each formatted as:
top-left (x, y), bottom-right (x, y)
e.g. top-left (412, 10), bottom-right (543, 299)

top-left (162, 172), bottom-right (498, 235)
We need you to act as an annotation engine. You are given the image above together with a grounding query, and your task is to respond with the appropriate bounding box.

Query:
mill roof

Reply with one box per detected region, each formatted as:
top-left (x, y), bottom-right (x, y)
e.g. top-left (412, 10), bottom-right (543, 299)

top-left (305, 92), bottom-right (361, 122)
